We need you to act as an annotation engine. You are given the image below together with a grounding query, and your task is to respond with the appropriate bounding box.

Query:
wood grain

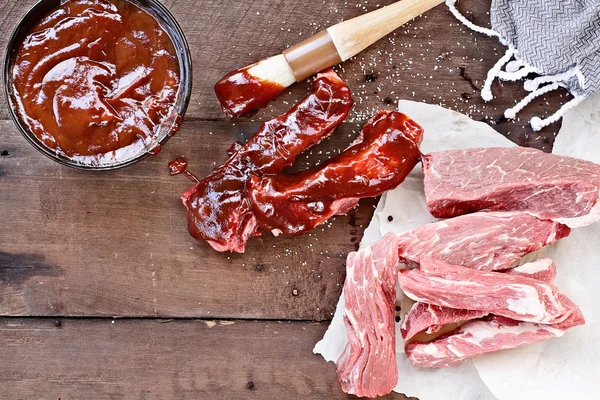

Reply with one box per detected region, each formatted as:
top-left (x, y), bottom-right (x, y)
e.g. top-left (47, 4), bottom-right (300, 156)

top-left (1, 0), bottom-right (566, 144)
top-left (0, 120), bottom-right (377, 320)
top-left (0, 0), bottom-right (573, 398)
top-left (0, 318), bottom-right (410, 399)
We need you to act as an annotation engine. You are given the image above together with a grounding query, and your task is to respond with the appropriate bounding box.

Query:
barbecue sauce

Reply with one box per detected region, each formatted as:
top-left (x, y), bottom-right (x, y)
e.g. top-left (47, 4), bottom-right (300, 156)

top-left (12, 0), bottom-right (181, 163)
top-left (247, 111), bottom-right (424, 236)
top-left (183, 69), bottom-right (353, 253)
top-left (214, 63), bottom-right (286, 117)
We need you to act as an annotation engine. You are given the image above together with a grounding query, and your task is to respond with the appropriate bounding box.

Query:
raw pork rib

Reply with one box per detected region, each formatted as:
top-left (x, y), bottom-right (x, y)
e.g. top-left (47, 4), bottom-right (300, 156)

top-left (337, 233), bottom-right (399, 398)
top-left (247, 111), bottom-right (424, 236)
top-left (506, 258), bottom-right (557, 283)
top-left (406, 312), bottom-right (585, 368)
top-left (396, 211), bottom-right (570, 271)
top-left (401, 302), bottom-right (488, 343)
top-left (423, 147), bottom-right (600, 228)
top-left (401, 259), bottom-right (557, 342)
top-left (182, 69), bottom-right (353, 253)
top-left (398, 257), bottom-right (580, 324)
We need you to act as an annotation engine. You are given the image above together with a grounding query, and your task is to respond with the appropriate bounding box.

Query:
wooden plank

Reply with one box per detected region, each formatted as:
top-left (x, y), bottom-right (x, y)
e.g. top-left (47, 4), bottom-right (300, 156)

top-left (0, 317), bottom-right (409, 400)
top-left (0, 119), bottom-right (380, 320)
top-left (1, 0), bottom-right (565, 143)
top-left (0, 55), bottom-right (557, 321)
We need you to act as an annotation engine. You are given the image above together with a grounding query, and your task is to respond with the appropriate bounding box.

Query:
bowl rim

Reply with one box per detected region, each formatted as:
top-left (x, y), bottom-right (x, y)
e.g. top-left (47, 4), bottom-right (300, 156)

top-left (2, 0), bottom-right (193, 171)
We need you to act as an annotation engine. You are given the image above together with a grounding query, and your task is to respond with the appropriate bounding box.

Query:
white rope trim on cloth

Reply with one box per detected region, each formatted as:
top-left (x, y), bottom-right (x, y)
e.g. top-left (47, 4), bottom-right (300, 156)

top-left (524, 66), bottom-right (581, 91)
top-left (497, 65), bottom-right (539, 82)
top-left (446, 0), bottom-right (586, 131)
top-left (530, 96), bottom-right (584, 131)
top-left (505, 83), bottom-right (561, 119)
top-left (445, 0), bottom-right (503, 40)
top-left (481, 47), bottom-right (515, 101)
top-left (505, 59), bottom-right (525, 73)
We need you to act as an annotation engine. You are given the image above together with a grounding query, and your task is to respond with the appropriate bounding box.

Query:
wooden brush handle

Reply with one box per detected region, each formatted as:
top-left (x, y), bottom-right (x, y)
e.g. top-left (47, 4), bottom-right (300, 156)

top-left (283, 0), bottom-right (444, 81)
top-left (328, 0), bottom-right (445, 61)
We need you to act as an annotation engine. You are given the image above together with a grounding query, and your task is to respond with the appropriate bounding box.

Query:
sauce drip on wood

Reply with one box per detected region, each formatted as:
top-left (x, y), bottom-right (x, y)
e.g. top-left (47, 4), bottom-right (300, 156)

top-left (169, 158), bottom-right (188, 176)
top-left (12, 0), bottom-right (181, 163)
top-left (169, 158), bottom-right (199, 183)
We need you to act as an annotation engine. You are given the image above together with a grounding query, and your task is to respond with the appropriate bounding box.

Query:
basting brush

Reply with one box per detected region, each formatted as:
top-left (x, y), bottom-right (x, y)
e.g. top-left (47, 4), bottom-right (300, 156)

top-left (214, 0), bottom-right (445, 117)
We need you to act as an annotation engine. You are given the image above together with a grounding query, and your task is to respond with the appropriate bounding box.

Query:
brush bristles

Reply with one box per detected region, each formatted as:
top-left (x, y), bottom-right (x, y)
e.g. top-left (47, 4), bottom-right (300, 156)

top-left (248, 54), bottom-right (296, 87)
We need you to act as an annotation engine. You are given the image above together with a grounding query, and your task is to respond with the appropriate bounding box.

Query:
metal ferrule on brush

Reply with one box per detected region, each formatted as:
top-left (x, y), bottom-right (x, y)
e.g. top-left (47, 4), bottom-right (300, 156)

top-left (282, 31), bottom-right (343, 82)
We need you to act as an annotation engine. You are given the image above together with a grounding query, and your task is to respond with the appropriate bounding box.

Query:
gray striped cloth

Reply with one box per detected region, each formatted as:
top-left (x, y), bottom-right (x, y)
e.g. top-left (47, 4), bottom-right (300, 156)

top-left (447, 0), bottom-right (600, 130)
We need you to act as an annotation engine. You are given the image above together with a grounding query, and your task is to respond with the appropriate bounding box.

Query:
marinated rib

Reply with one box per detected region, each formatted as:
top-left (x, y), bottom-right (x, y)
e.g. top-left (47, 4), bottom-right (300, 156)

top-left (247, 111), bottom-right (424, 236)
top-left (182, 69), bottom-right (353, 253)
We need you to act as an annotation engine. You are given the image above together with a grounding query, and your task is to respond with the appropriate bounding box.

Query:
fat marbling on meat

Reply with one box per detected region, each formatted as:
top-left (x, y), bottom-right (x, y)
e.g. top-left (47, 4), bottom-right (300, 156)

top-left (506, 258), bottom-right (557, 283)
top-left (398, 257), bottom-right (581, 325)
top-left (396, 211), bottom-right (570, 271)
top-left (405, 312), bottom-right (585, 368)
top-left (401, 258), bottom-right (558, 342)
top-left (337, 233), bottom-right (399, 398)
top-left (423, 147), bottom-right (600, 228)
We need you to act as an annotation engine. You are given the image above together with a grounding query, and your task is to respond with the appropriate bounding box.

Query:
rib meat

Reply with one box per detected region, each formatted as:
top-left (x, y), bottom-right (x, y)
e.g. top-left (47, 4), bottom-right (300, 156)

top-left (423, 147), bottom-right (600, 228)
top-left (398, 257), bottom-right (580, 324)
top-left (182, 69), bottom-right (353, 252)
top-left (337, 233), bottom-right (399, 398)
top-left (396, 211), bottom-right (570, 271)
top-left (405, 312), bottom-right (585, 368)
top-left (401, 258), bottom-right (557, 342)
top-left (506, 258), bottom-right (557, 283)
top-left (401, 302), bottom-right (488, 343)
top-left (247, 111), bottom-right (424, 236)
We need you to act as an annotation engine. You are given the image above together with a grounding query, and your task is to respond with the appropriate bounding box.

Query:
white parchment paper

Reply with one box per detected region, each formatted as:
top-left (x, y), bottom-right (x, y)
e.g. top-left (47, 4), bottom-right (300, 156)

top-left (314, 99), bottom-right (598, 399)
top-left (472, 91), bottom-right (600, 399)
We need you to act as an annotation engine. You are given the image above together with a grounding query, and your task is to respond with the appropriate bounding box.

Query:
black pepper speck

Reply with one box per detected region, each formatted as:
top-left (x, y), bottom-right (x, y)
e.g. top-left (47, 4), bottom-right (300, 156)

top-left (246, 381), bottom-right (254, 390)
top-left (387, 215), bottom-right (394, 222)
top-left (384, 97), bottom-right (392, 105)
top-left (255, 263), bottom-right (264, 272)
top-left (0, 150), bottom-right (9, 157)
top-left (54, 320), bottom-right (61, 327)
top-left (364, 72), bottom-right (378, 83)
top-left (395, 316), bottom-right (401, 323)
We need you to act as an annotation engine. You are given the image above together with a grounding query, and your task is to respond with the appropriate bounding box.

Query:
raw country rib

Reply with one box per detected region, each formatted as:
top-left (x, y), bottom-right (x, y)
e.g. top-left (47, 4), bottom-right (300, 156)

top-left (182, 69), bottom-right (353, 253)
top-left (506, 258), bottom-right (557, 283)
top-left (337, 233), bottom-right (399, 398)
top-left (423, 147), bottom-right (600, 228)
top-left (247, 111), bottom-right (424, 236)
top-left (398, 257), bottom-right (580, 324)
top-left (401, 302), bottom-right (488, 343)
top-left (405, 313), bottom-right (585, 368)
top-left (401, 259), bottom-right (557, 342)
top-left (396, 212), bottom-right (570, 271)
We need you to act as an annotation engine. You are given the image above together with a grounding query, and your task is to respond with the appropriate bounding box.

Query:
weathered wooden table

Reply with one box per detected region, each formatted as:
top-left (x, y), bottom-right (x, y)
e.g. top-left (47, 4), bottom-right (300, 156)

top-left (0, 1), bottom-right (567, 398)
